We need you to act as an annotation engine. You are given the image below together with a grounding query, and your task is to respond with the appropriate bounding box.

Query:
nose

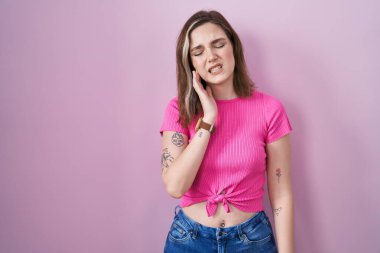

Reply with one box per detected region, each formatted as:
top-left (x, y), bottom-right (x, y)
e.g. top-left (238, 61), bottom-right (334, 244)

top-left (207, 48), bottom-right (218, 62)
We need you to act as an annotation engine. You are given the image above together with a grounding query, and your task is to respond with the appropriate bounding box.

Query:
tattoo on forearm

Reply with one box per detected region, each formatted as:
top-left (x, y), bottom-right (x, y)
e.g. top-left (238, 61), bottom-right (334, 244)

top-left (273, 207), bottom-right (282, 216)
top-left (171, 132), bottom-right (184, 147)
top-left (198, 131), bottom-right (203, 138)
top-left (276, 168), bottom-right (282, 184)
top-left (161, 148), bottom-right (174, 171)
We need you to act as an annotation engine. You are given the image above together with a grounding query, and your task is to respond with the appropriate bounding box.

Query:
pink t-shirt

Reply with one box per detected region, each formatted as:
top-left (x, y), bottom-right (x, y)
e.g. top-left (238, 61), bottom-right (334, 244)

top-left (159, 90), bottom-right (293, 217)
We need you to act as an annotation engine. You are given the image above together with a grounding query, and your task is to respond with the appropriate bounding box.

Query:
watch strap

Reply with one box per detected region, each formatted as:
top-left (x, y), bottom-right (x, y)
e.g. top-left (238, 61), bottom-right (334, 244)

top-left (195, 117), bottom-right (215, 134)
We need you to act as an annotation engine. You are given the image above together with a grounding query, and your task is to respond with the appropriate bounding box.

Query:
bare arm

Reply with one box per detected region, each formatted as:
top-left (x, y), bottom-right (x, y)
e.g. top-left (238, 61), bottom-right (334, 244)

top-left (161, 117), bottom-right (215, 198)
top-left (161, 128), bottom-right (209, 198)
top-left (266, 134), bottom-right (294, 253)
top-left (161, 69), bottom-right (217, 198)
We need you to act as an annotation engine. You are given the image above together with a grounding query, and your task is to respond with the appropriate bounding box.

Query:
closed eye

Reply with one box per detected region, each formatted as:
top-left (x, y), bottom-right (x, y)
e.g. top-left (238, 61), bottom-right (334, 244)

top-left (192, 44), bottom-right (225, 57)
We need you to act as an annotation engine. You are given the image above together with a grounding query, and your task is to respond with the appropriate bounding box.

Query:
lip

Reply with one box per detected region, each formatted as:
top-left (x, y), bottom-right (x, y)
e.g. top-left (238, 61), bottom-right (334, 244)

top-left (208, 63), bottom-right (223, 73)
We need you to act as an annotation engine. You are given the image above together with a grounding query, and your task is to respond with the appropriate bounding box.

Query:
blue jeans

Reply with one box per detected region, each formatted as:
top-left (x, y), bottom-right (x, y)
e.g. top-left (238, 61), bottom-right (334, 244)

top-left (164, 205), bottom-right (278, 253)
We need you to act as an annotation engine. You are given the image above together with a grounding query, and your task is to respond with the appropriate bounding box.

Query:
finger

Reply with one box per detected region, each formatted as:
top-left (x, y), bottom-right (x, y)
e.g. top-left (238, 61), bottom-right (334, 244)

top-left (206, 86), bottom-right (213, 97)
top-left (192, 71), bottom-right (198, 88)
top-left (193, 71), bottom-right (203, 91)
top-left (195, 71), bottom-right (202, 85)
top-left (198, 77), bottom-right (208, 95)
top-left (192, 72), bottom-right (203, 96)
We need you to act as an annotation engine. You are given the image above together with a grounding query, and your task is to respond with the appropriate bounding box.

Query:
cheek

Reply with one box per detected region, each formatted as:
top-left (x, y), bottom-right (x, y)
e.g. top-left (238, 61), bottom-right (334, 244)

top-left (224, 49), bottom-right (235, 66)
top-left (190, 57), bottom-right (199, 69)
top-left (191, 58), bottom-right (206, 72)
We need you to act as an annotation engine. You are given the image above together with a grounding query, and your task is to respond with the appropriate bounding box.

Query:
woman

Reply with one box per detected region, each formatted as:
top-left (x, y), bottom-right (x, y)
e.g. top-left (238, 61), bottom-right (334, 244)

top-left (159, 10), bottom-right (294, 253)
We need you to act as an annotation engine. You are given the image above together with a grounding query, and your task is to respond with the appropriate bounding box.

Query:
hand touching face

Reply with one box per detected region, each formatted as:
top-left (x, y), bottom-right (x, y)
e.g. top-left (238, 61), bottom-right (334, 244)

top-left (189, 22), bottom-right (235, 87)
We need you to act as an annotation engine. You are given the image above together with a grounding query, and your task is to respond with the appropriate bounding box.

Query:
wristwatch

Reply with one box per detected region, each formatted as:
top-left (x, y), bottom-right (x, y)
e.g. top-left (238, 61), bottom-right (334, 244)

top-left (195, 117), bottom-right (215, 134)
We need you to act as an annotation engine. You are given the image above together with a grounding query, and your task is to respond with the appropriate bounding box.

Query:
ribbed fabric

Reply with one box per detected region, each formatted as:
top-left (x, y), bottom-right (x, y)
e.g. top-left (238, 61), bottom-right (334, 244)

top-left (159, 90), bottom-right (293, 217)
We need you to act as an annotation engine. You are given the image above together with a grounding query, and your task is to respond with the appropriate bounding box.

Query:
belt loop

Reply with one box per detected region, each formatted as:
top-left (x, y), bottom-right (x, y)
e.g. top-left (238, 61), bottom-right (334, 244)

top-left (191, 222), bottom-right (198, 239)
top-left (174, 205), bottom-right (181, 216)
top-left (237, 223), bottom-right (245, 242)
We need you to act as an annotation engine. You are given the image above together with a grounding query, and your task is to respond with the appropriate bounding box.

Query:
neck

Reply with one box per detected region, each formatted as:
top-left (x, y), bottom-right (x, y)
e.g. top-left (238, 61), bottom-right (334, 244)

top-left (207, 75), bottom-right (236, 100)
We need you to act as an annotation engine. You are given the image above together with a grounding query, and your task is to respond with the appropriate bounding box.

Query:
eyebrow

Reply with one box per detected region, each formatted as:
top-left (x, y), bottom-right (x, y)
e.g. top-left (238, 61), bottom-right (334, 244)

top-left (190, 38), bottom-right (227, 52)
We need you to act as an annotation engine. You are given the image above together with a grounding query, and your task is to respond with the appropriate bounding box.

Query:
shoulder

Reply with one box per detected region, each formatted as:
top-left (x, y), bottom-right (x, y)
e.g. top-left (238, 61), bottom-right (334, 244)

top-left (166, 95), bottom-right (178, 103)
top-left (164, 96), bottom-right (179, 108)
top-left (253, 90), bottom-right (284, 108)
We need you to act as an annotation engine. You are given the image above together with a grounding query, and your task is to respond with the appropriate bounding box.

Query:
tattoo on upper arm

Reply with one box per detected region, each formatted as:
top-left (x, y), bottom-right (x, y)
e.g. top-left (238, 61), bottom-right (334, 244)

top-left (171, 132), bottom-right (184, 147)
top-left (273, 207), bottom-right (282, 216)
top-left (161, 148), bottom-right (174, 171)
top-left (276, 168), bottom-right (282, 184)
top-left (198, 131), bottom-right (203, 138)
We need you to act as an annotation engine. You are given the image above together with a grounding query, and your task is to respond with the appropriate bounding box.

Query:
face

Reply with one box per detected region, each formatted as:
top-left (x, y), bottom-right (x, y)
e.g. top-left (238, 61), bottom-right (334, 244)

top-left (189, 22), bottom-right (235, 86)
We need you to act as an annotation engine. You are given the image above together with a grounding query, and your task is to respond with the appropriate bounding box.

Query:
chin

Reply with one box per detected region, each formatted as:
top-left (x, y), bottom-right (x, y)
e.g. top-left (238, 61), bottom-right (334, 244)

top-left (206, 73), bottom-right (233, 85)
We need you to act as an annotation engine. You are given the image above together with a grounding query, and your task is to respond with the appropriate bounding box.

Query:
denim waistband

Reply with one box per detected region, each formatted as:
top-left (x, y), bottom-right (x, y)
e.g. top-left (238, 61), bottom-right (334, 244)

top-left (173, 205), bottom-right (267, 240)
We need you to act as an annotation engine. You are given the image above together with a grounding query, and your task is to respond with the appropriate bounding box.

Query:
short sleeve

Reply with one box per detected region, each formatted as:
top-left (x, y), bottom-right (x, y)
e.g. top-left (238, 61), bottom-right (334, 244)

top-left (265, 97), bottom-right (293, 144)
top-left (159, 97), bottom-right (190, 138)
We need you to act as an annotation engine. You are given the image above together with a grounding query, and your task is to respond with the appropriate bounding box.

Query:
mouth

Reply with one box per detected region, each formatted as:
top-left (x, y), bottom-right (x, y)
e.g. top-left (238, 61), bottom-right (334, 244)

top-left (208, 64), bottom-right (223, 74)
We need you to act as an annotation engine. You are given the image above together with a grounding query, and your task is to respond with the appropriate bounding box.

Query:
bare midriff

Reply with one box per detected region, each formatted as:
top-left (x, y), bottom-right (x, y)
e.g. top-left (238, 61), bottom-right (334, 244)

top-left (181, 201), bottom-right (257, 228)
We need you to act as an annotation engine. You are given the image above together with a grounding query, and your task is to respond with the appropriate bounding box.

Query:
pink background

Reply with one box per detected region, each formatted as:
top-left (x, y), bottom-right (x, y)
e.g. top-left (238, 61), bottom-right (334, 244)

top-left (1, 0), bottom-right (379, 252)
